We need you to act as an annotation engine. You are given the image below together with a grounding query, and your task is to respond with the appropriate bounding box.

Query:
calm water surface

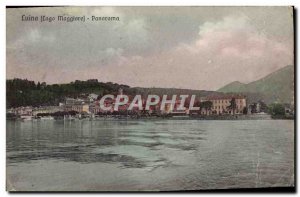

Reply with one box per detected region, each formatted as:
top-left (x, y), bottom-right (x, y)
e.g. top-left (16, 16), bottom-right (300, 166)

top-left (6, 119), bottom-right (294, 191)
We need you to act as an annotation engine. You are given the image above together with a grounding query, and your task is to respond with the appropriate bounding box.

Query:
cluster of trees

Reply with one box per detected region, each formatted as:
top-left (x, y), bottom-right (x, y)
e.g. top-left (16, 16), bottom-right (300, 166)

top-left (199, 101), bottom-right (213, 114)
top-left (6, 78), bottom-right (132, 108)
top-left (268, 103), bottom-right (285, 116)
top-left (248, 101), bottom-right (268, 113)
top-left (6, 78), bottom-right (220, 109)
top-left (267, 103), bottom-right (290, 118)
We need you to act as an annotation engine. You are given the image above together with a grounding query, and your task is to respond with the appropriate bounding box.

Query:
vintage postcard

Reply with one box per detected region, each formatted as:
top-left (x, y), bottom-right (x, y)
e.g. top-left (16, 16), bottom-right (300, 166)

top-left (6, 6), bottom-right (294, 191)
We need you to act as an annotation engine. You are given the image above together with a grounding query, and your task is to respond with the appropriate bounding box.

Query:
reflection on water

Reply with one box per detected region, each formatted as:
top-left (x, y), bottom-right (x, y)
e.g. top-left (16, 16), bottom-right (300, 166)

top-left (6, 120), bottom-right (294, 191)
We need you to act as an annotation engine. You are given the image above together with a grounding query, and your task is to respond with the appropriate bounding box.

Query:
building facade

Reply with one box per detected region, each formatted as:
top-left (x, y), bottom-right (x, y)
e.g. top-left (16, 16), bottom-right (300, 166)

top-left (64, 104), bottom-right (89, 113)
top-left (203, 95), bottom-right (247, 115)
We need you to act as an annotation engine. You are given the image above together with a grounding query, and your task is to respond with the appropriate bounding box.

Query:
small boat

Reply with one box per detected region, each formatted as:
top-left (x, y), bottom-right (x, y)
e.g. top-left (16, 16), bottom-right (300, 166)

top-left (20, 115), bottom-right (33, 121)
top-left (32, 117), bottom-right (41, 121)
top-left (171, 115), bottom-right (190, 119)
top-left (40, 116), bottom-right (54, 120)
top-left (64, 115), bottom-right (76, 120)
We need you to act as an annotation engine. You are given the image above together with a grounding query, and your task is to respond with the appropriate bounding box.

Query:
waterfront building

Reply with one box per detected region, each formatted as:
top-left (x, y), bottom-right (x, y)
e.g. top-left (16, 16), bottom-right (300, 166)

top-left (65, 97), bottom-right (87, 105)
top-left (88, 93), bottom-right (99, 101)
top-left (64, 104), bottom-right (89, 113)
top-left (203, 95), bottom-right (247, 115)
top-left (8, 106), bottom-right (33, 116)
top-left (89, 103), bottom-right (101, 114)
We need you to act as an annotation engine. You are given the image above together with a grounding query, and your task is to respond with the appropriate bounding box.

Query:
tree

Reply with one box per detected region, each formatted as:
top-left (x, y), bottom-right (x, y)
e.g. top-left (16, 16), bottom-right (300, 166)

top-left (268, 103), bottom-right (285, 117)
top-left (37, 82), bottom-right (41, 89)
top-left (41, 82), bottom-right (47, 89)
top-left (227, 98), bottom-right (237, 115)
top-left (249, 103), bottom-right (257, 114)
top-left (258, 100), bottom-right (268, 113)
top-left (242, 107), bottom-right (248, 114)
top-left (200, 101), bottom-right (213, 115)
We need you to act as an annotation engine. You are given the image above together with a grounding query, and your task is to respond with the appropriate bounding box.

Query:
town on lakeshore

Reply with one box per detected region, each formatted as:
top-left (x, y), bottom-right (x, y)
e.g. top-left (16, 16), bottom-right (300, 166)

top-left (6, 6), bottom-right (295, 192)
top-left (6, 78), bottom-right (294, 121)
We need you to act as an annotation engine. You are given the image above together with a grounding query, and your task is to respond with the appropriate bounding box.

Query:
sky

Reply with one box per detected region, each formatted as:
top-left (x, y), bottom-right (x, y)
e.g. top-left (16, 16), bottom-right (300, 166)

top-left (6, 6), bottom-right (294, 90)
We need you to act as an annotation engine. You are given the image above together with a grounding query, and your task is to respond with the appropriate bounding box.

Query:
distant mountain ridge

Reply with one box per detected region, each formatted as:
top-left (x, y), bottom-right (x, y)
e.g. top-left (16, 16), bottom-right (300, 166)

top-left (219, 81), bottom-right (245, 92)
top-left (218, 65), bottom-right (294, 104)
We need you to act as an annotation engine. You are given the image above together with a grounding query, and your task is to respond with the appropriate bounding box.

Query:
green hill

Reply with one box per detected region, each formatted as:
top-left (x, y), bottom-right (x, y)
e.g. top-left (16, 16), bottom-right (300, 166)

top-left (218, 81), bottom-right (246, 92)
top-left (6, 79), bottom-right (216, 108)
top-left (218, 65), bottom-right (294, 104)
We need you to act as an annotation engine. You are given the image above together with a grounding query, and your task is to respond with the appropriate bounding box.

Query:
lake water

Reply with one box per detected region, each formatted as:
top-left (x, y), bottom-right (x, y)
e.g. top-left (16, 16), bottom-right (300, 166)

top-left (6, 119), bottom-right (294, 191)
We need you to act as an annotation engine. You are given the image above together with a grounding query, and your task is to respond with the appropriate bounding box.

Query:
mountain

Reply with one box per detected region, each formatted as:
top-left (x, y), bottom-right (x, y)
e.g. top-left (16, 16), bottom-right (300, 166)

top-left (218, 65), bottom-right (294, 104)
top-left (218, 81), bottom-right (245, 92)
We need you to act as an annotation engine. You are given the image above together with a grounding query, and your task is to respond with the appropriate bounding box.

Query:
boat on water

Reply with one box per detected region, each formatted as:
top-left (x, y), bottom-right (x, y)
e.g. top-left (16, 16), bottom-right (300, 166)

top-left (20, 115), bottom-right (33, 121)
top-left (168, 111), bottom-right (190, 119)
top-left (32, 117), bottom-right (40, 121)
top-left (103, 116), bottom-right (117, 121)
top-left (64, 115), bottom-right (76, 120)
top-left (39, 116), bottom-right (54, 120)
top-left (170, 115), bottom-right (190, 119)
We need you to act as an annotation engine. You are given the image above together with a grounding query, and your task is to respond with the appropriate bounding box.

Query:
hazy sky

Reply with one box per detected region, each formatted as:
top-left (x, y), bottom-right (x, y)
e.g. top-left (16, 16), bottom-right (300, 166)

top-left (6, 6), bottom-right (294, 90)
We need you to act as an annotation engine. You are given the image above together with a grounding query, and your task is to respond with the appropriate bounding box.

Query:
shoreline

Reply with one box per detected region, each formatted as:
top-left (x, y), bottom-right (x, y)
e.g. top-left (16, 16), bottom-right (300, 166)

top-left (6, 114), bottom-right (294, 121)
